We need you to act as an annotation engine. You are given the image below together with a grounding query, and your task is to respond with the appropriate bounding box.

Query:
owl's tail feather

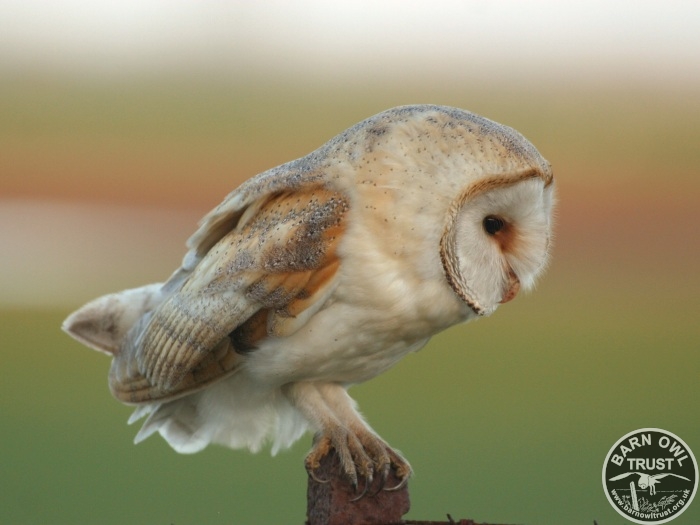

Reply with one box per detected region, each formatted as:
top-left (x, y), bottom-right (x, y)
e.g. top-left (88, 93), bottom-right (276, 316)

top-left (62, 283), bottom-right (165, 356)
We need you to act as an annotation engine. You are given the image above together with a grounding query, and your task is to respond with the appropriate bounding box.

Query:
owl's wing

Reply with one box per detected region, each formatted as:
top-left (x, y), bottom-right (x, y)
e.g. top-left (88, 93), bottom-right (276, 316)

top-left (608, 472), bottom-right (641, 481)
top-left (652, 473), bottom-right (691, 481)
top-left (181, 158), bottom-right (330, 275)
top-left (110, 186), bottom-right (349, 404)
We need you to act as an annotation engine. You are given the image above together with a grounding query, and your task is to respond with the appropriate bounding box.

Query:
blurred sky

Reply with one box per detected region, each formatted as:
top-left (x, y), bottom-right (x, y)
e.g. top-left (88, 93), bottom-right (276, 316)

top-left (2, 0), bottom-right (699, 85)
top-left (1, 1), bottom-right (699, 307)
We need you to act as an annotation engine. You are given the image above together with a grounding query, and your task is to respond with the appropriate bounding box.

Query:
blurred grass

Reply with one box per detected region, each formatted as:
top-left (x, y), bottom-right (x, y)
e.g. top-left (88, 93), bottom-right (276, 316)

top-left (1, 76), bottom-right (699, 524)
top-left (2, 278), bottom-right (698, 523)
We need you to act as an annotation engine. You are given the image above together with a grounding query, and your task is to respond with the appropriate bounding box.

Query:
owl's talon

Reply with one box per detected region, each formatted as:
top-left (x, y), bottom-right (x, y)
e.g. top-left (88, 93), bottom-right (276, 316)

top-left (350, 471), bottom-right (373, 502)
top-left (370, 462), bottom-right (391, 495)
top-left (305, 465), bottom-right (330, 484)
top-left (384, 474), bottom-right (410, 492)
top-left (305, 433), bottom-right (333, 483)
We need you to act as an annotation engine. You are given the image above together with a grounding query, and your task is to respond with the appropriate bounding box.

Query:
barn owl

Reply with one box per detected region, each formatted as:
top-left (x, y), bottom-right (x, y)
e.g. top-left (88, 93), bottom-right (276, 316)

top-left (63, 105), bottom-right (554, 492)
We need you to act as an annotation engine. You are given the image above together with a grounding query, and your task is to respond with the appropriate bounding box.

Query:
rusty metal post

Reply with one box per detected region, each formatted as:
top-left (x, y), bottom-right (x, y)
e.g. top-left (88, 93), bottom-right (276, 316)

top-left (306, 449), bottom-right (410, 525)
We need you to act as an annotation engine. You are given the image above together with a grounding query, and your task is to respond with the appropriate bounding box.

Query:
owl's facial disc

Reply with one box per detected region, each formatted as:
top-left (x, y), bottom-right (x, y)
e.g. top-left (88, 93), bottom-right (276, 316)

top-left (441, 170), bottom-right (554, 316)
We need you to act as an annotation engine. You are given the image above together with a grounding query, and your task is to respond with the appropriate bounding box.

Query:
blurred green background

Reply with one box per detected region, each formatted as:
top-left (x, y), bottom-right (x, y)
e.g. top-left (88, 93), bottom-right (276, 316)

top-left (1, 2), bottom-right (699, 524)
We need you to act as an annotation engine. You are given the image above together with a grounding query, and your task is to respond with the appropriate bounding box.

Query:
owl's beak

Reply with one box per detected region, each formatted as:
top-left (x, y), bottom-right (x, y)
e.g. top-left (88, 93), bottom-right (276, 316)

top-left (499, 269), bottom-right (520, 304)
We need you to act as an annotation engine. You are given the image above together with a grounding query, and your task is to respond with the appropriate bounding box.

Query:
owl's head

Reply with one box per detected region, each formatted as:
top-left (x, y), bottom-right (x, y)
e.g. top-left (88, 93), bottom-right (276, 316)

top-left (423, 109), bottom-right (555, 317)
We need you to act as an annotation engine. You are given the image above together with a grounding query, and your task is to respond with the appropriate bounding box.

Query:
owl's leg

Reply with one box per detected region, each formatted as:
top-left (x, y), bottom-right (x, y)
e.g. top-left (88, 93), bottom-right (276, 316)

top-left (282, 381), bottom-right (412, 495)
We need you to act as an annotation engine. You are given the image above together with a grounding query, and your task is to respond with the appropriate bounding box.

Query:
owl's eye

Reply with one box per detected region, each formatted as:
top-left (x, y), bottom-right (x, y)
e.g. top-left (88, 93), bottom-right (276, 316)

top-left (483, 215), bottom-right (506, 235)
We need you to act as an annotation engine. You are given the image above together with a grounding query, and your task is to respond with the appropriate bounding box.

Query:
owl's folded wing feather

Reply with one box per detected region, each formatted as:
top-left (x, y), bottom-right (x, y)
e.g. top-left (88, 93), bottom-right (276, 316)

top-left (109, 187), bottom-right (349, 404)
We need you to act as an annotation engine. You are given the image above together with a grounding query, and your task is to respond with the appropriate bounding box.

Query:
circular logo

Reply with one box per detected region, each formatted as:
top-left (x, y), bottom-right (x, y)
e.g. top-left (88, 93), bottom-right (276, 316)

top-left (603, 428), bottom-right (698, 524)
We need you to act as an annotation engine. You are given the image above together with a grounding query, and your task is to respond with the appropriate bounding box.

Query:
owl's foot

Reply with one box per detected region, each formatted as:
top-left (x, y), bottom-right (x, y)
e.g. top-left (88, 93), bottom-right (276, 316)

top-left (305, 426), bottom-right (412, 498)
top-left (283, 381), bottom-right (412, 498)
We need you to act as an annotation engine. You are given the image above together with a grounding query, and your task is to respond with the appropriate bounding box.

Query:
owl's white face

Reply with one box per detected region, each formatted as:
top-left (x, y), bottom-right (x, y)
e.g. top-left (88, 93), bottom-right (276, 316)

top-left (442, 172), bottom-right (554, 316)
